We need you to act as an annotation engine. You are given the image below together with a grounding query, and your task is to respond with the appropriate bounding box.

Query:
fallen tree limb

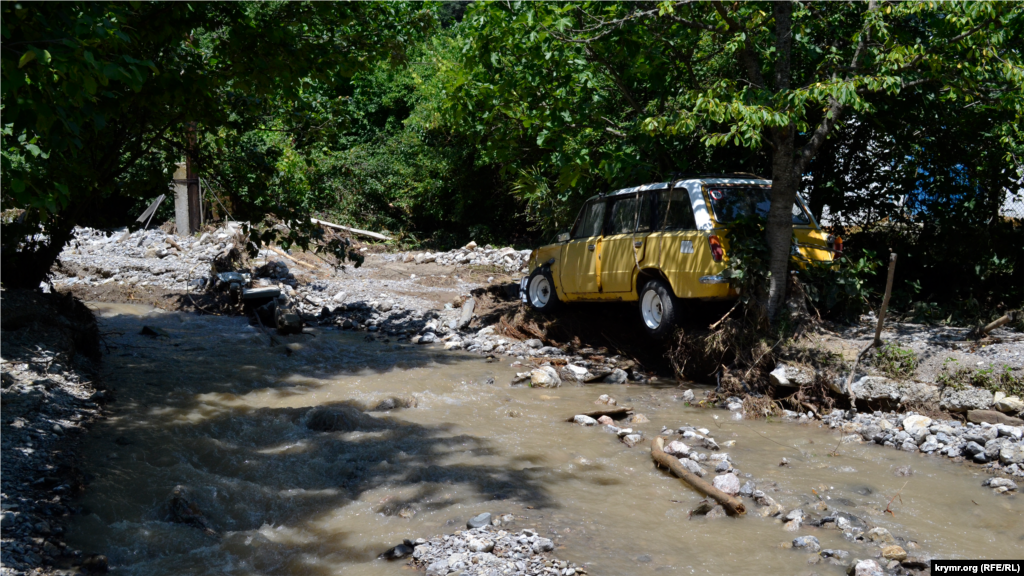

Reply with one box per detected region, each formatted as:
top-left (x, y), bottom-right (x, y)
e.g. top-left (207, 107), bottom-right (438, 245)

top-left (268, 246), bottom-right (319, 270)
top-left (311, 217), bottom-right (392, 241)
top-left (651, 437), bottom-right (746, 516)
top-left (970, 310), bottom-right (1020, 340)
top-left (846, 253), bottom-right (897, 409)
top-left (564, 407), bottom-right (633, 422)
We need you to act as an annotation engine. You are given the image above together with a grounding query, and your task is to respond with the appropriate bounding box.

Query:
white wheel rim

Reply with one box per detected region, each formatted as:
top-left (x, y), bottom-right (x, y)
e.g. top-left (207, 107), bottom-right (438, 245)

top-left (529, 275), bottom-right (551, 308)
top-left (641, 289), bottom-right (664, 329)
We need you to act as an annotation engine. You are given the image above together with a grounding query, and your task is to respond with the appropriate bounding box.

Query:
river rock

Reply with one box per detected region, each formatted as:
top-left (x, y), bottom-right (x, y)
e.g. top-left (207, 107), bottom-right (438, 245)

top-left (664, 441), bottom-right (690, 457)
top-left (597, 415), bottom-right (614, 425)
top-left (622, 434), bottom-right (644, 448)
top-left (467, 512), bottom-right (492, 528)
top-left (304, 404), bottom-right (378, 432)
top-left (983, 477), bottom-right (1018, 491)
top-left (881, 545), bottom-right (907, 561)
top-left (530, 366), bottom-right (561, 388)
top-left (968, 410), bottom-right (1024, 426)
top-left (680, 458), bottom-right (707, 477)
top-left (629, 413), bottom-right (650, 424)
top-left (573, 414), bottom-right (598, 426)
top-left (712, 473), bottom-right (740, 495)
top-left (792, 535), bottom-right (821, 553)
top-left (680, 389), bottom-right (696, 402)
top-left (850, 558), bottom-right (885, 576)
top-left (468, 538), bottom-right (494, 553)
top-left (532, 537), bottom-right (554, 553)
top-left (993, 392), bottom-right (1024, 414)
top-left (603, 368), bottom-right (628, 384)
top-left (940, 387), bottom-right (994, 412)
top-left (1000, 444), bottom-right (1024, 465)
top-left (865, 527), bottom-right (895, 544)
top-left (901, 415), bottom-right (932, 435)
top-left (850, 376), bottom-right (939, 405)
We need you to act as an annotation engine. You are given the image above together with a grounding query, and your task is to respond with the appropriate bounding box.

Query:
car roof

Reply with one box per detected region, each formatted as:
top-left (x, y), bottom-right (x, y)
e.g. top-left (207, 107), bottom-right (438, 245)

top-left (599, 177), bottom-right (772, 199)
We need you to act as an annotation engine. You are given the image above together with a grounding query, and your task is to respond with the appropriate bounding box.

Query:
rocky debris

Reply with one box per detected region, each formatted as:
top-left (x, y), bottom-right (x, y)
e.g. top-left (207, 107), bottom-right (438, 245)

top-left (403, 244), bottom-right (532, 274)
top-left (1, 289), bottom-right (105, 576)
top-left (824, 410), bottom-right (1024, 478)
top-left (940, 387), bottom-right (995, 413)
top-left (769, 364), bottom-right (815, 388)
top-left (410, 525), bottom-right (583, 576)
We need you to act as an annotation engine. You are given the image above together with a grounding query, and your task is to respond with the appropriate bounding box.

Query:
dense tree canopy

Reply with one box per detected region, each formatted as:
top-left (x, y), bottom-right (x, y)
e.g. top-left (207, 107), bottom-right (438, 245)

top-left (2, 1), bottom-right (1021, 323)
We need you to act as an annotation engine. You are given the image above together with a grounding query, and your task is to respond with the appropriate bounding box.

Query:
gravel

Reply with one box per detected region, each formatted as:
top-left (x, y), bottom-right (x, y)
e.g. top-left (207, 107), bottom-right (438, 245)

top-left (408, 525), bottom-right (584, 576)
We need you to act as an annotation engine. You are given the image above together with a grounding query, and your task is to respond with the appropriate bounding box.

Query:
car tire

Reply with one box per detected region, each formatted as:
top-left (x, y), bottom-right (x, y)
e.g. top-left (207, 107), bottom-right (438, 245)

top-left (526, 268), bottom-right (560, 312)
top-left (638, 278), bottom-right (678, 339)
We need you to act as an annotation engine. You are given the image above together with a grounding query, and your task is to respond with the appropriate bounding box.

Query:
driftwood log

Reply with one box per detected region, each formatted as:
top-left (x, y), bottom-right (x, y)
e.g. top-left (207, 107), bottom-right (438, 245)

top-left (651, 437), bottom-right (746, 516)
top-left (564, 407), bottom-right (633, 422)
top-left (311, 217), bottom-right (392, 241)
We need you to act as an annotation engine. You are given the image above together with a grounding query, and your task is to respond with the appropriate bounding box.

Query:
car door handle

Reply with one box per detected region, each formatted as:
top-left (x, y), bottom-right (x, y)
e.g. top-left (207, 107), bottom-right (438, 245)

top-left (633, 241), bottom-right (643, 248)
top-left (587, 244), bottom-right (596, 252)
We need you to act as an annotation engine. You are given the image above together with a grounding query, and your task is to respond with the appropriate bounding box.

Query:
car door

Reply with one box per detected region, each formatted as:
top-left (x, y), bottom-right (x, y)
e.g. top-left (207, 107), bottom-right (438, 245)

top-left (601, 193), bottom-right (652, 293)
top-left (644, 185), bottom-right (711, 298)
top-left (561, 199), bottom-right (605, 294)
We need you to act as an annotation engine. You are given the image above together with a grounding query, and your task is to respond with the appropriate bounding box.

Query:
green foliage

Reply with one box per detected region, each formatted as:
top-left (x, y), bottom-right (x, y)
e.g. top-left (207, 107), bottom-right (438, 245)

top-left (800, 253), bottom-right (881, 322)
top-left (871, 343), bottom-right (919, 381)
top-left (937, 358), bottom-right (1024, 396)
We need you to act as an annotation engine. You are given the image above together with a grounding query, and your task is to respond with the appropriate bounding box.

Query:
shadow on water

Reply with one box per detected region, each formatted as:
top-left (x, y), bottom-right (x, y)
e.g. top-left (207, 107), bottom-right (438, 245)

top-left (69, 305), bottom-right (575, 574)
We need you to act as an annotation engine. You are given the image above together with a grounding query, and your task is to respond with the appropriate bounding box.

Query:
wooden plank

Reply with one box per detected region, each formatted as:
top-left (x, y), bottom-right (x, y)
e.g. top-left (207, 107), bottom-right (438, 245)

top-left (311, 217), bottom-right (392, 241)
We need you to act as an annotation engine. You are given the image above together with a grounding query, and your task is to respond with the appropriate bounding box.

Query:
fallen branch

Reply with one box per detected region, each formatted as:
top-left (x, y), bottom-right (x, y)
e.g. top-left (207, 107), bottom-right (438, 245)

top-left (651, 437), bottom-right (746, 516)
top-left (846, 253), bottom-right (897, 408)
top-left (268, 246), bottom-right (319, 270)
top-left (565, 407), bottom-right (633, 421)
top-left (311, 217), bottom-right (392, 241)
top-left (970, 310), bottom-right (1020, 340)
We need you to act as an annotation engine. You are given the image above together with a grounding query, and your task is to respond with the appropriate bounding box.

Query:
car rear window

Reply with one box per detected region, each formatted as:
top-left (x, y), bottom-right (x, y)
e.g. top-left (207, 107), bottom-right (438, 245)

top-left (706, 186), bottom-right (809, 225)
top-left (607, 195), bottom-right (640, 235)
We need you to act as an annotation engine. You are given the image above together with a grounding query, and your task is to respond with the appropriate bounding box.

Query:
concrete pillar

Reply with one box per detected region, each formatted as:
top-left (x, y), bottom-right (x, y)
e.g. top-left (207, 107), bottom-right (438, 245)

top-left (172, 162), bottom-right (189, 236)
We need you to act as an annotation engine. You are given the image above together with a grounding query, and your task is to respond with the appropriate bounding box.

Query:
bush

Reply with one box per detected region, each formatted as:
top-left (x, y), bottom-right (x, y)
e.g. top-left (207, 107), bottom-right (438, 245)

top-left (871, 343), bottom-right (918, 380)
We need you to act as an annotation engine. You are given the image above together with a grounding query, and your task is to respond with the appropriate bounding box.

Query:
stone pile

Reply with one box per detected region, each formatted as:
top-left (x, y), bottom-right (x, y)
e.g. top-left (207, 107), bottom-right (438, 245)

top-left (408, 523), bottom-right (584, 576)
top-left (823, 410), bottom-right (1024, 482)
top-left (403, 241), bottom-right (532, 274)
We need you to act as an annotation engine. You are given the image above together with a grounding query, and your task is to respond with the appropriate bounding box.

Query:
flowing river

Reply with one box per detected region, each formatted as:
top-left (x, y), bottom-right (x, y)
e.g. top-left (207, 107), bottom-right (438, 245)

top-left (67, 304), bottom-right (1021, 575)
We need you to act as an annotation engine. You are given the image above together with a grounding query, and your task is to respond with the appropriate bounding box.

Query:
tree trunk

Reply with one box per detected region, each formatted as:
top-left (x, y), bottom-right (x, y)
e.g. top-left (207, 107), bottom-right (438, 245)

top-left (765, 126), bottom-right (799, 320)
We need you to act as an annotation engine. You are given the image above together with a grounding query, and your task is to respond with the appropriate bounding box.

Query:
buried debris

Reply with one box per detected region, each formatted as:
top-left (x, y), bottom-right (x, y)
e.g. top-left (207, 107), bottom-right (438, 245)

top-left (651, 437), bottom-right (746, 517)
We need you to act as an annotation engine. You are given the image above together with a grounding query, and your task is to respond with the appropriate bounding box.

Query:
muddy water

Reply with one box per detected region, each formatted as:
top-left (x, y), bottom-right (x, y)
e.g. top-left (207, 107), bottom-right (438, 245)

top-left (68, 304), bottom-right (1021, 575)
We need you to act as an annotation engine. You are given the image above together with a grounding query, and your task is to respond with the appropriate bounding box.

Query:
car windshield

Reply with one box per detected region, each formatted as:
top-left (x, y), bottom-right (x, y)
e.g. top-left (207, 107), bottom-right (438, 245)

top-left (706, 186), bottom-right (810, 225)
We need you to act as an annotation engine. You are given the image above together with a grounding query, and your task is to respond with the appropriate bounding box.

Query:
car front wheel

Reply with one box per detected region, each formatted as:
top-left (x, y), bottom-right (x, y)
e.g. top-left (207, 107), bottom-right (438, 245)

top-left (639, 278), bottom-right (678, 338)
top-left (526, 268), bottom-right (560, 312)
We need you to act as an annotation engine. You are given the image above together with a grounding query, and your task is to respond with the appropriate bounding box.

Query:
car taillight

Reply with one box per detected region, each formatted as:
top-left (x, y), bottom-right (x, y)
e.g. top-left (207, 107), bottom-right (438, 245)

top-left (708, 235), bottom-right (724, 262)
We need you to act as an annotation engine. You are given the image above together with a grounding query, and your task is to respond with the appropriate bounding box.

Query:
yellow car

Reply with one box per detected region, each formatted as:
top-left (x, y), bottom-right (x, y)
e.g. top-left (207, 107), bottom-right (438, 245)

top-left (520, 176), bottom-right (835, 337)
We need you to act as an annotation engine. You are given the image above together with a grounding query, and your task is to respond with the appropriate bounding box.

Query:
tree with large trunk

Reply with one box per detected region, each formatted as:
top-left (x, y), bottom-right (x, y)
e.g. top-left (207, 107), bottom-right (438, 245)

top-left (455, 0), bottom-right (1023, 320)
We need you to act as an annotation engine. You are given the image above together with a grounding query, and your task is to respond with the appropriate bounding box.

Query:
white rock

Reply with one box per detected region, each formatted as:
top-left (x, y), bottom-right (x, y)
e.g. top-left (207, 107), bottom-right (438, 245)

top-left (622, 434), bottom-right (644, 448)
top-left (712, 473), bottom-right (741, 495)
top-left (565, 364), bottom-right (589, 380)
top-left (664, 441), bottom-right (691, 457)
top-left (994, 393), bottom-right (1024, 414)
top-left (573, 415), bottom-right (598, 426)
top-left (902, 415), bottom-right (933, 435)
top-left (332, 291), bottom-right (347, 303)
top-left (530, 366), bottom-right (561, 388)
top-left (468, 538), bottom-right (494, 553)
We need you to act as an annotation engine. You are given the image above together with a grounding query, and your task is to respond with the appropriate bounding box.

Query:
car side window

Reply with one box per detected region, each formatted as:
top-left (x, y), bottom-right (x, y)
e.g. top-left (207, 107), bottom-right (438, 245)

top-left (571, 200), bottom-right (606, 239)
top-left (656, 190), bottom-right (697, 230)
top-left (636, 192), bottom-right (654, 232)
top-left (607, 195), bottom-right (639, 235)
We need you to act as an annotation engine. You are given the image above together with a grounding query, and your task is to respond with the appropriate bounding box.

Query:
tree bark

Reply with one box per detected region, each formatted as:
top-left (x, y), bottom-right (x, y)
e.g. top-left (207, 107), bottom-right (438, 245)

top-left (765, 127), bottom-right (799, 320)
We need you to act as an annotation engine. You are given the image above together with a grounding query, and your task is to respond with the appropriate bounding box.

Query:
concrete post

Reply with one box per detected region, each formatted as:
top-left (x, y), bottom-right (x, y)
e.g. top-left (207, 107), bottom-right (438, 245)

top-left (172, 162), bottom-right (189, 236)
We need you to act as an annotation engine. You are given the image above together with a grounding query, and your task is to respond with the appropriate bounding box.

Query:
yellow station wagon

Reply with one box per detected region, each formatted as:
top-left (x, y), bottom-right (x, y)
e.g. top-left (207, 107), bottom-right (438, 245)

top-left (520, 176), bottom-right (835, 337)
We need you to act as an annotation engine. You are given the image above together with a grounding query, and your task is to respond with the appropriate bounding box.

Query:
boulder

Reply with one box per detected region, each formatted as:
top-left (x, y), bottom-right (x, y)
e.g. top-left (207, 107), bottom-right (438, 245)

top-left (602, 368), bottom-right (629, 384)
top-left (993, 392), bottom-right (1024, 414)
top-left (967, 410), bottom-right (1024, 426)
top-left (881, 546), bottom-right (907, 561)
top-left (573, 415), bottom-right (598, 426)
top-left (664, 441), bottom-right (690, 457)
top-left (999, 444), bottom-right (1024, 465)
top-left (902, 415), bottom-right (932, 436)
top-left (940, 387), bottom-right (994, 412)
top-left (850, 558), bottom-right (885, 576)
top-left (530, 366), bottom-right (561, 388)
